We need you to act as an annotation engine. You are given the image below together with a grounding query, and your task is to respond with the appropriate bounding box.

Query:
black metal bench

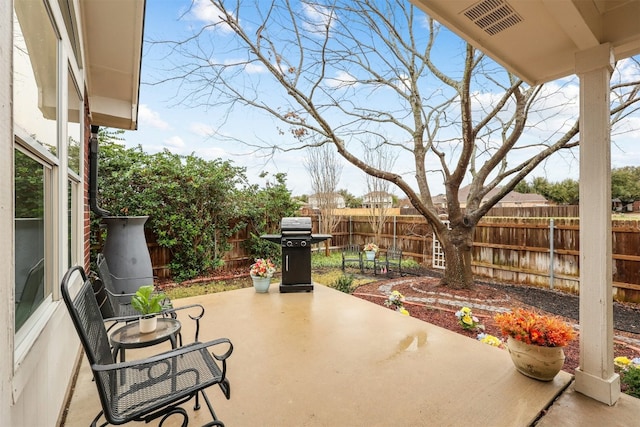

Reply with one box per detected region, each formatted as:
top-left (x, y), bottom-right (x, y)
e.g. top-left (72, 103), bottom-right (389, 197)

top-left (341, 244), bottom-right (363, 272)
top-left (61, 266), bottom-right (233, 427)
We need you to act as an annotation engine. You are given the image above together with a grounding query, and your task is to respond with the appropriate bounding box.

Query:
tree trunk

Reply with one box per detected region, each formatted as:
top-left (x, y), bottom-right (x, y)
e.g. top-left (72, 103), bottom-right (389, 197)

top-left (440, 225), bottom-right (475, 289)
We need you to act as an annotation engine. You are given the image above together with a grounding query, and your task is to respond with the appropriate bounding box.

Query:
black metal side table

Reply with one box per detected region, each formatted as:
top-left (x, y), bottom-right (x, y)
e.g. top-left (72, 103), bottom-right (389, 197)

top-left (110, 317), bottom-right (182, 363)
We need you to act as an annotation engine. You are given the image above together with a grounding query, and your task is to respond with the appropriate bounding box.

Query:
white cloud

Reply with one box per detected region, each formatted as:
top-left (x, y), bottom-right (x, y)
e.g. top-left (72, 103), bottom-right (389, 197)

top-left (190, 122), bottom-right (217, 137)
top-left (193, 146), bottom-right (228, 160)
top-left (189, 0), bottom-right (234, 33)
top-left (614, 57), bottom-right (640, 82)
top-left (326, 71), bottom-right (359, 89)
top-left (222, 58), bottom-right (266, 74)
top-left (301, 3), bottom-right (336, 34)
top-left (138, 104), bottom-right (170, 130)
top-left (164, 136), bottom-right (185, 149)
top-left (398, 73), bottom-right (411, 92)
top-left (244, 62), bottom-right (266, 74)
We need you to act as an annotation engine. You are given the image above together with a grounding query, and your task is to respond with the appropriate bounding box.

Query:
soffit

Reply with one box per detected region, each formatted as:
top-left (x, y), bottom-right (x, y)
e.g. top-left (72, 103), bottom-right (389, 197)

top-left (80, 0), bottom-right (145, 130)
top-left (410, 0), bottom-right (640, 85)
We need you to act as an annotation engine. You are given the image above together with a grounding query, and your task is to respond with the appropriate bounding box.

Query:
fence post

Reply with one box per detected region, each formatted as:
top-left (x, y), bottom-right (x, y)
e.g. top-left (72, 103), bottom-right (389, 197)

top-left (393, 216), bottom-right (397, 248)
top-left (549, 218), bottom-right (555, 290)
top-left (349, 216), bottom-right (353, 246)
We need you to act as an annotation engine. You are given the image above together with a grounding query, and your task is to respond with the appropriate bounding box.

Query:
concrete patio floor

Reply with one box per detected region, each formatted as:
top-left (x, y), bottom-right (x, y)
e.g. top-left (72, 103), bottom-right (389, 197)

top-left (63, 283), bottom-right (640, 426)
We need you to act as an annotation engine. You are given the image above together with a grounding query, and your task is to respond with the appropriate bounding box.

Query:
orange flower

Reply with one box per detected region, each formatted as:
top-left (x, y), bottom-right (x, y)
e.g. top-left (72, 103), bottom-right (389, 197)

top-left (494, 308), bottom-right (575, 347)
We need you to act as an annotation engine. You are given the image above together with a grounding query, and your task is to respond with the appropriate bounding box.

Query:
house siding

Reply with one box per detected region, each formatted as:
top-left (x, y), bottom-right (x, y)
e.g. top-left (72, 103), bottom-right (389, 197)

top-left (1, 2), bottom-right (15, 426)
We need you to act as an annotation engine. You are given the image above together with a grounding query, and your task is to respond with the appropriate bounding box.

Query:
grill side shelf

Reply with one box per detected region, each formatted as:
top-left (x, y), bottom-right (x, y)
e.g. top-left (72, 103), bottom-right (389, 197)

top-left (260, 234), bottom-right (282, 244)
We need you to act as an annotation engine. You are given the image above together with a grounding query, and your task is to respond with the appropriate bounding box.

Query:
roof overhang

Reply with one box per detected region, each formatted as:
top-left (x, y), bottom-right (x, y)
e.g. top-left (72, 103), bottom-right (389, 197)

top-left (410, 0), bottom-right (640, 85)
top-left (80, 0), bottom-right (146, 130)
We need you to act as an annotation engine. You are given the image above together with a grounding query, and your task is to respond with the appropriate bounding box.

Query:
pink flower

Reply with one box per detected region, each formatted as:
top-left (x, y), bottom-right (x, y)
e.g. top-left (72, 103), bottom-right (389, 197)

top-left (250, 258), bottom-right (276, 278)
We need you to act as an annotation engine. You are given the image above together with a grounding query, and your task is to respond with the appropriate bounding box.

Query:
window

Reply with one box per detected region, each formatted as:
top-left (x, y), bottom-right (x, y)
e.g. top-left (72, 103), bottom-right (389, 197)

top-left (13, 0), bottom-right (59, 155)
top-left (13, 0), bottom-right (58, 334)
top-left (56, 0), bottom-right (81, 63)
top-left (13, 0), bottom-right (86, 353)
top-left (67, 70), bottom-right (81, 175)
top-left (14, 149), bottom-right (49, 331)
top-left (67, 70), bottom-right (82, 268)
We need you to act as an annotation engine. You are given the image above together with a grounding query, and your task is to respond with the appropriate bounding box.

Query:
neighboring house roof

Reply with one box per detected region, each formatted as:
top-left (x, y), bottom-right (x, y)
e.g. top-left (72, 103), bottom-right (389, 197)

top-left (362, 191), bottom-right (393, 200)
top-left (431, 185), bottom-right (547, 206)
top-left (495, 190), bottom-right (547, 204)
top-left (308, 192), bottom-right (344, 200)
top-left (308, 193), bottom-right (345, 208)
top-left (81, 0), bottom-right (145, 130)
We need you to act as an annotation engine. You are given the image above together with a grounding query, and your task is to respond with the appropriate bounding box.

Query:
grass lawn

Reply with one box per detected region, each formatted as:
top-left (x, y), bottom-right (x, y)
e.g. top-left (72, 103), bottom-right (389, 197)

top-left (162, 252), bottom-right (405, 299)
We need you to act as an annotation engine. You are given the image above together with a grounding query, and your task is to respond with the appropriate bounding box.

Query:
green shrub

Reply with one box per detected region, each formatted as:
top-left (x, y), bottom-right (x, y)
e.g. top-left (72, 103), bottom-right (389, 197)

top-left (94, 139), bottom-right (298, 282)
top-left (332, 274), bottom-right (354, 294)
top-left (96, 141), bottom-right (244, 281)
top-left (622, 367), bottom-right (640, 398)
top-left (240, 172), bottom-right (300, 261)
top-left (244, 233), bottom-right (281, 263)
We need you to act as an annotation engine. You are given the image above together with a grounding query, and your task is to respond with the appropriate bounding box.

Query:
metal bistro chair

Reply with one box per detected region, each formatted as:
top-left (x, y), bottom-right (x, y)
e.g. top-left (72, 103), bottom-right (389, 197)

top-left (95, 253), bottom-right (204, 342)
top-left (341, 244), bottom-right (363, 272)
top-left (15, 257), bottom-right (45, 328)
top-left (61, 266), bottom-right (233, 427)
top-left (375, 247), bottom-right (403, 277)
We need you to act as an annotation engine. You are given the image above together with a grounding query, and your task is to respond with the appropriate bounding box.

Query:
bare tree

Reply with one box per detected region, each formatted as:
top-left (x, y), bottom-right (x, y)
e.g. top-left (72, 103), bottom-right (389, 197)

top-left (154, 0), bottom-right (640, 288)
top-left (363, 141), bottom-right (397, 241)
top-left (304, 144), bottom-right (343, 236)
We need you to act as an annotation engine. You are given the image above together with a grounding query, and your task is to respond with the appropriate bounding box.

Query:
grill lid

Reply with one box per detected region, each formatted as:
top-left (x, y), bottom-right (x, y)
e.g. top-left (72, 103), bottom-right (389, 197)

top-left (281, 217), bottom-right (312, 233)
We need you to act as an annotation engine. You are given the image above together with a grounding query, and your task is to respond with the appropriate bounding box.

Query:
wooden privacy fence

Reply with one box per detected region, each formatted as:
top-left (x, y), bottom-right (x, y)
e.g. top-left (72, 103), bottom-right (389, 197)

top-left (146, 213), bottom-right (640, 303)
top-left (330, 215), bottom-right (640, 302)
top-left (472, 217), bottom-right (640, 303)
top-left (145, 221), bottom-right (252, 279)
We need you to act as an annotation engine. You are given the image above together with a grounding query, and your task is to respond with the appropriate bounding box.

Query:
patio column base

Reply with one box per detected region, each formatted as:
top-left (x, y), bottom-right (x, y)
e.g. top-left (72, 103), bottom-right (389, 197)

top-left (574, 368), bottom-right (620, 405)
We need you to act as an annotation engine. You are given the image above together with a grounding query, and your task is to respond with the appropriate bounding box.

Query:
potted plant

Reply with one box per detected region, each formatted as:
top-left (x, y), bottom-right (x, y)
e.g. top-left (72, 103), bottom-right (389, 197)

top-left (250, 258), bottom-right (276, 293)
top-left (363, 243), bottom-right (378, 260)
top-left (131, 285), bottom-right (167, 333)
top-left (494, 308), bottom-right (576, 381)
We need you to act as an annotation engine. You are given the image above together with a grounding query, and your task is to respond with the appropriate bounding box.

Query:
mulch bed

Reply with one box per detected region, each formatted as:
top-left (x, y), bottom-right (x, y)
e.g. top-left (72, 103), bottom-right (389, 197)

top-left (353, 276), bottom-right (640, 377)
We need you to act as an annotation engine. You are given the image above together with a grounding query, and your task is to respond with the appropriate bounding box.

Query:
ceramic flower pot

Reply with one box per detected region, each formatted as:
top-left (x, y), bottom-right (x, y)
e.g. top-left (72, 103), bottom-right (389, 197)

top-left (365, 250), bottom-right (375, 260)
top-left (139, 315), bottom-right (157, 334)
top-left (506, 337), bottom-right (565, 381)
top-left (251, 275), bottom-right (271, 293)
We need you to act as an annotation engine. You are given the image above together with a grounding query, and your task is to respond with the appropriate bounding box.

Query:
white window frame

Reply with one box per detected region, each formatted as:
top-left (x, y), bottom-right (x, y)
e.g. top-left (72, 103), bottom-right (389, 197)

top-left (13, 139), bottom-right (57, 366)
top-left (12, 0), bottom-right (84, 367)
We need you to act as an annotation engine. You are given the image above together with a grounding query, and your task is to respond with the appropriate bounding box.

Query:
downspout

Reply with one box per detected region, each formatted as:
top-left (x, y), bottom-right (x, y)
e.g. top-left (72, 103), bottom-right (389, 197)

top-left (89, 125), bottom-right (110, 217)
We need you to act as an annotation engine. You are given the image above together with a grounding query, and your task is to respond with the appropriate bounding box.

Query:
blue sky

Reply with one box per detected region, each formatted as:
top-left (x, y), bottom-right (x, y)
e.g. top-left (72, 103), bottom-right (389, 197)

top-left (123, 0), bottom-right (640, 198)
top-left (125, 0), bottom-right (324, 196)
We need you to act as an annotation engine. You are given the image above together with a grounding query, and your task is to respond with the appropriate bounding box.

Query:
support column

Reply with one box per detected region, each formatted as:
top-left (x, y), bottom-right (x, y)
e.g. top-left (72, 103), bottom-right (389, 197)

top-left (574, 43), bottom-right (620, 405)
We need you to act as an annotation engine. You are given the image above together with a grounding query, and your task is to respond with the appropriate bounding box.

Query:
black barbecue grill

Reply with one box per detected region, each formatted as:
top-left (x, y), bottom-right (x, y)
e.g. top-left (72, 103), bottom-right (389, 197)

top-left (261, 217), bottom-right (331, 293)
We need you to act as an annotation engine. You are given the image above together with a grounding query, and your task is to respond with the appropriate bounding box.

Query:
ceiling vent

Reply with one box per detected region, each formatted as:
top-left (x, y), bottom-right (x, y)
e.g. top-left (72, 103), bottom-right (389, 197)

top-left (463, 0), bottom-right (522, 36)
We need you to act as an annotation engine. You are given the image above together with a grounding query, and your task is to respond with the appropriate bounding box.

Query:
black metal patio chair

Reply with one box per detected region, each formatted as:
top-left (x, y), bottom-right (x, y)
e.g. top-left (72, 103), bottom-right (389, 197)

top-left (341, 244), bottom-right (363, 272)
top-left (61, 266), bottom-right (233, 427)
top-left (15, 257), bottom-right (44, 328)
top-left (95, 253), bottom-right (204, 341)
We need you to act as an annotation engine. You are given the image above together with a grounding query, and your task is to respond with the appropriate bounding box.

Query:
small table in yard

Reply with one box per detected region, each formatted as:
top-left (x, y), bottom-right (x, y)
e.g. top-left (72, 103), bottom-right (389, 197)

top-left (110, 318), bottom-right (182, 363)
